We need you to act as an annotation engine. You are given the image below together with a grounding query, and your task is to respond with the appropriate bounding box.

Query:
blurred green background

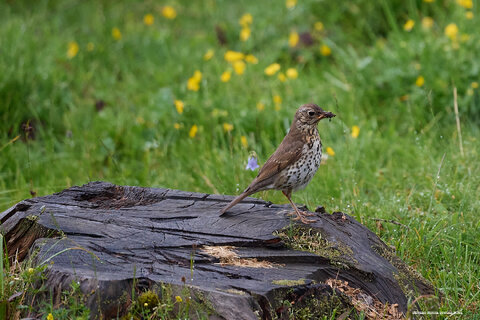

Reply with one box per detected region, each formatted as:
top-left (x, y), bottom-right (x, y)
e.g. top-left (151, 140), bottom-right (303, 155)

top-left (1, 0), bottom-right (479, 316)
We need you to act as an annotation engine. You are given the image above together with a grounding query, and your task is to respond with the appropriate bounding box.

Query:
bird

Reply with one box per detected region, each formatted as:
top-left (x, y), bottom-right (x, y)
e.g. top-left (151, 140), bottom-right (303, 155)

top-left (220, 103), bottom-right (335, 224)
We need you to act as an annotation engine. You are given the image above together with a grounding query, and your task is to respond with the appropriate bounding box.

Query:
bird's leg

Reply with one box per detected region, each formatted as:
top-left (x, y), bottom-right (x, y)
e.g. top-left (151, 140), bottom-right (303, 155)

top-left (282, 190), bottom-right (316, 224)
top-left (282, 190), bottom-right (315, 217)
top-left (282, 190), bottom-right (296, 216)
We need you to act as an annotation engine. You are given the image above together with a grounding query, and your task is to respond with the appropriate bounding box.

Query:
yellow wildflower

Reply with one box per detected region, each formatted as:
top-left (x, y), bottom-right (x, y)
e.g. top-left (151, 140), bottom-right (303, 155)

top-left (144, 302), bottom-right (148, 307)
top-left (224, 50), bottom-right (244, 62)
top-left (189, 125), bottom-right (198, 138)
top-left (286, 0), bottom-right (297, 9)
top-left (264, 63), bottom-right (281, 76)
top-left (466, 11), bottom-right (474, 19)
top-left (187, 78), bottom-right (199, 91)
top-left (193, 70), bottom-right (202, 82)
top-left (239, 13), bottom-right (253, 27)
top-left (256, 102), bottom-right (265, 111)
top-left (286, 68), bottom-right (298, 79)
top-left (404, 19), bottom-right (415, 31)
top-left (186, 71), bottom-right (202, 91)
top-left (326, 147), bottom-right (335, 156)
top-left (175, 295), bottom-right (183, 303)
top-left (112, 27), bottom-right (122, 40)
top-left (416, 75), bottom-right (425, 87)
top-left (241, 136), bottom-right (248, 148)
top-left (220, 70), bottom-right (231, 82)
top-left (245, 54), bottom-right (258, 64)
top-left (444, 23), bottom-right (458, 40)
top-left (67, 41), bottom-right (79, 59)
top-left (233, 60), bottom-right (246, 75)
top-left (223, 123), bottom-right (234, 132)
top-left (351, 125), bottom-right (360, 138)
top-left (204, 49), bottom-right (214, 61)
top-left (174, 123), bottom-right (181, 129)
top-left (471, 82), bottom-right (479, 89)
top-left (162, 6), bottom-right (177, 19)
top-left (289, 31), bottom-right (299, 47)
top-left (320, 44), bottom-right (331, 56)
top-left (28, 267), bottom-right (35, 274)
top-left (143, 14), bottom-right (154, 26)
top-left (174, 100), bottom-right (184, 114)
top-left (314, 21), bottom-right (324, 31)
top-left (47, 313), bottom-right (54, 320)
top-left (424, 0), bottom-right (434, 2)
top-left (187, 71), bottom-right (202, 91)
top-left (457, 0), bottom-right (473, 9)
top-left (240, 27), bottom-right (251, 41)
top-left (278, 72), bottom-right (286, 82)
top-left (86, 42), bottom-right (95, 51)
top-left (421, 17), bottom-right (434, 29)
top-left (273, 95), bottom-right (282, 111)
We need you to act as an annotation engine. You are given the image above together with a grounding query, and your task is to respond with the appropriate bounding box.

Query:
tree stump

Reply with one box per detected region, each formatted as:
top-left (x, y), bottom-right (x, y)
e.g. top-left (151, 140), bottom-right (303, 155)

top-left (1, 182), bottom-right (437, 319)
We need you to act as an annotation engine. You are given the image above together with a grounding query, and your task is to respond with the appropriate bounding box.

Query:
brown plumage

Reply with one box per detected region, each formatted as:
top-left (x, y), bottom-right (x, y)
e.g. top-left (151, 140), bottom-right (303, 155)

top-left (220, 103), bottom-right (335, 223)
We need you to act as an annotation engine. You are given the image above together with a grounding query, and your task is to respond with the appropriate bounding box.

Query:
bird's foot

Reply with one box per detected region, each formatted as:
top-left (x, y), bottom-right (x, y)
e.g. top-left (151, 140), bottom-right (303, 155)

top-left (287, 211), bottom-right (315, 217)
top-left (288, 210), bottom-right (316, 224)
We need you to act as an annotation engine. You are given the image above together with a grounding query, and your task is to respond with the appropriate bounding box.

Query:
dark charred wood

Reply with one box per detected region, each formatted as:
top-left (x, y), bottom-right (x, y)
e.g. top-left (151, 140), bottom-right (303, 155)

top-left (0, 182), bottom-right (438, 319)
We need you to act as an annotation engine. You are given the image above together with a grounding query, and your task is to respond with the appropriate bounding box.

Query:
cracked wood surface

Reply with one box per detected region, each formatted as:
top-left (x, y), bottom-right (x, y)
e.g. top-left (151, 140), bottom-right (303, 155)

top-left (1, 181), bottom-right (437, 319)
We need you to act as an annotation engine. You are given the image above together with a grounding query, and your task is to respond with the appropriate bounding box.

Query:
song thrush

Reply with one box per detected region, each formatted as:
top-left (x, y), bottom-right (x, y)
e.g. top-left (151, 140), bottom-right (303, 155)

top-left (220, 103), bottom-right (335, 223)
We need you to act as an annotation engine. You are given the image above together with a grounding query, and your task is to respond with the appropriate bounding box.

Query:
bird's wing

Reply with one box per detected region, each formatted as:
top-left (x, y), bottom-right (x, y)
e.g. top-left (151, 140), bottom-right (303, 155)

top-left (254, 133), bottom-right (304, 185)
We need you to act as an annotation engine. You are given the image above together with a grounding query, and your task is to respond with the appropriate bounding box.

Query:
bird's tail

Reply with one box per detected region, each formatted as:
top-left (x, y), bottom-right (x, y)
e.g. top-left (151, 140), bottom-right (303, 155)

top-left (219, 187), bottom-right (256, 215)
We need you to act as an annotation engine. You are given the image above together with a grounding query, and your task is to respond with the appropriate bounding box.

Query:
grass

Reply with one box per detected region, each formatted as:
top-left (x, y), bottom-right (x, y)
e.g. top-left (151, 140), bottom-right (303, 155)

top-left (1, 0), bottom-right (479, 318)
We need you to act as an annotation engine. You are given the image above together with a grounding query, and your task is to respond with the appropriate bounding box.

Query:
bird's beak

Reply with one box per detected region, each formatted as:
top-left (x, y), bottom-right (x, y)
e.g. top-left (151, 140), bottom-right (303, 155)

top-left (318, 111), bottom-right (336, 120)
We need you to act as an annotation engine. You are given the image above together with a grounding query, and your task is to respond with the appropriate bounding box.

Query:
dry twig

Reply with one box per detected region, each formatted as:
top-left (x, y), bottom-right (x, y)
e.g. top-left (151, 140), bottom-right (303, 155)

top-left (453, 87), bottom-right (464, 157)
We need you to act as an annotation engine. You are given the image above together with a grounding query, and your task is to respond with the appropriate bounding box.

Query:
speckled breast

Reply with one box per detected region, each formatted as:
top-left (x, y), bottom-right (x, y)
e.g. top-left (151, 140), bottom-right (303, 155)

top-left (275, 136), bottom-right (322, 191)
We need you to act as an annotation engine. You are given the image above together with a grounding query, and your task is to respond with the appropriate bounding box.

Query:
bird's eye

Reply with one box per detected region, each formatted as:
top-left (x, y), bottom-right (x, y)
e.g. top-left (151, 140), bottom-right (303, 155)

top-left (308, 111), bottom-right (315, 116)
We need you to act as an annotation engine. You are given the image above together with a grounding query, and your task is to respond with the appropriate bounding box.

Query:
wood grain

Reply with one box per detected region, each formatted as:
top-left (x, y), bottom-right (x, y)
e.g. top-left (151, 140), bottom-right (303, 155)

top-left (0, 182), bottom-right (437, 319)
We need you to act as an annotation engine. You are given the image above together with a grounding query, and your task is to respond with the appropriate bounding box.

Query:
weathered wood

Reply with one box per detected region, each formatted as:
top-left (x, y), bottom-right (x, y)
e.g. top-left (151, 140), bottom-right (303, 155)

top-left (1, 182), bottom-right (437, 319)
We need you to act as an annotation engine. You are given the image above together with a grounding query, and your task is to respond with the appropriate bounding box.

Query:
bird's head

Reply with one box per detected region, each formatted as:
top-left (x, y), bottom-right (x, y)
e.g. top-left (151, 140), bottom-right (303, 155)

top-left (294, 103), bottom-right (336, 128)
